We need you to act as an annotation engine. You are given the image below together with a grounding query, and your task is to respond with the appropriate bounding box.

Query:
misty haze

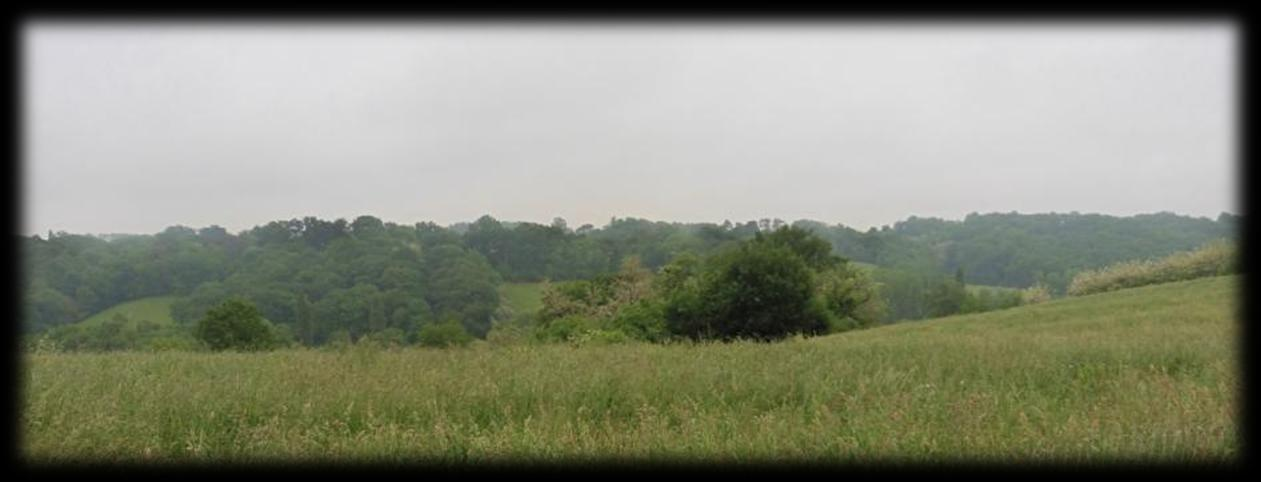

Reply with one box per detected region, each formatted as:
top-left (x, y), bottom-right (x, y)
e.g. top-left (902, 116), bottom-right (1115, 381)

top-left (21, 20), bottom-right (1240, 466)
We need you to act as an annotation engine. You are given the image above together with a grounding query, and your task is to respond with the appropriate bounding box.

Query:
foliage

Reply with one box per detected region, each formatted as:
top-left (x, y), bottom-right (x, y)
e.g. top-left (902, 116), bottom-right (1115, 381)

top-left (1067, 239), bottom-right (1238, 296)
top-left (363, 327), bottom-right (409, 349)
top-left (534, 227), bottom-right (889, 343)
top-left (193, 299), bottom-right (277, 352)
top-left (417, 318), bottom-right (474, 348)
top-left (926, 278), bottom-right (968, 318)
top-left (22, 212), bottom-right (1239, 348)
top-left (1020, 283), bottom-right (1053, 305)
top-left (534, 258), bottom-right (658, 342)
top-left (664, 235), bottom-right (828, 341)
top-left (814, 263), bottom-right (887, 330)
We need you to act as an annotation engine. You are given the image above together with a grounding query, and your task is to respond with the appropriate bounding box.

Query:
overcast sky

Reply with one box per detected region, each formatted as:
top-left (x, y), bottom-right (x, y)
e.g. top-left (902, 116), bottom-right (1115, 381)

top-left (23, 21), bottom-right (1237, 236)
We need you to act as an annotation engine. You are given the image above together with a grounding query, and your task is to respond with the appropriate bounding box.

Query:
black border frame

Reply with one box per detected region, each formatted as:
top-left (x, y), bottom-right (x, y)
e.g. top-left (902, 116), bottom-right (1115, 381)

top-left (4, 6), bottom-right (1253, 477)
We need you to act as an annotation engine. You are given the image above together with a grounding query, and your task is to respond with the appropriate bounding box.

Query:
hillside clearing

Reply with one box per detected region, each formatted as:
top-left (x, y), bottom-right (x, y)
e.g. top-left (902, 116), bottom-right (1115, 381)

top-left (77, 296), bottom-right (179, 328)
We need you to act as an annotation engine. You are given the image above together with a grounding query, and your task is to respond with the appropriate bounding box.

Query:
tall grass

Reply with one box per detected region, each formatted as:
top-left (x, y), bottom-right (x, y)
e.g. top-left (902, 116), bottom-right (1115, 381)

top-left (22, 276), bottom-right (1238, 464)
top-left (1067, 239), bottom-right (1237, 297)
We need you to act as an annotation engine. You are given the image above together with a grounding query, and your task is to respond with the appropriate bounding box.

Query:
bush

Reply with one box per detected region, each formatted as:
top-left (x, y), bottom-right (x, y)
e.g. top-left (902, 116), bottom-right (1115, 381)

top-left (607, 300), bottom-right (668, 342)
top-left (193, 298), bottom-right (277, 351)
top-left (364, 327), bottom-right (408, 348)
top-left (815, 263), bottom-right (886, 331)
top-left (665, 242), bottom-right (827, 341)
top-left (533, 314), bottom-right (599, 343)
top-left (534, 258), bottom-right (657, 342)
top-left (1020, 284), bottom-right (1053, 305)
top-left (271, 323), bottom-right (298, 348)
top-left (1067, 239), bottom-right (1238, 296)
top-left (417, 319), bottom-right (474, 348)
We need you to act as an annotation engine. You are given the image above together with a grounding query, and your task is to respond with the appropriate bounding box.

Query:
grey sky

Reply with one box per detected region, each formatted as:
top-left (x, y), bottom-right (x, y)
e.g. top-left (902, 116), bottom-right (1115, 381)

top-left (24, 22), bottom-right (1237, 236)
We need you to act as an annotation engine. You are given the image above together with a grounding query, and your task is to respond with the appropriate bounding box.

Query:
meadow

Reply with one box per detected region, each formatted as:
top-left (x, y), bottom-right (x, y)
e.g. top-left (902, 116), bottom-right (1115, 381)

top-left (22, 276), bottom-right (1238, 465)
top-left (498, 282), bottom-right (547, 316)
top-left (76, 296), bottom-right (178, 328)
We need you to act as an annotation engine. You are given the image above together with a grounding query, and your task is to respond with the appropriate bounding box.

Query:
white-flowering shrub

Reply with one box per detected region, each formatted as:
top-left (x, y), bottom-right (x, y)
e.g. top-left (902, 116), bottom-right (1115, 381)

top-left (1020, 283), bottom-right (1053, 304)
top-left (1067, 239), bottom-right (1237, 296)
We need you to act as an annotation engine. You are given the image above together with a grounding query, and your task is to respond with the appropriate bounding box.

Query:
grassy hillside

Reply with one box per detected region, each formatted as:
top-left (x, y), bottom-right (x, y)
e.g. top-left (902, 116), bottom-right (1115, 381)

top-left (77, 296), bottom-right (178, 327)
top-left (23, 276), bottom-right (1237, 463)
top-left (499, 282), bottom-right (547, 315)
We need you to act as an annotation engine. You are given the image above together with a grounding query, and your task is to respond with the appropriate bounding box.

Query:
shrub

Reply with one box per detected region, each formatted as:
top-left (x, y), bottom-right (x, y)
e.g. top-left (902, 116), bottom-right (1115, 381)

top-left (533, 314), bottom-right (599, 343)
top-left (534, 258), bottom-right (656, 342)
top-left (193, 298), bottom-right (278, 351)
top-left (417, 319), bottom-right (474, 348)
top-left (608, 300), bottom-right (668, 342)
top-left (363, 327), bottom-right (408, 348)
top-left (1067, 239), bottom-right (1238, 296)
top-left (815, 263), bottom-right (886, 331)
top-left (665, 242), bottom-right (827, 341)
top-left (1020, 284), bottom-right (1053, 305)
top-left (271, 323), bottom-right (298, 348)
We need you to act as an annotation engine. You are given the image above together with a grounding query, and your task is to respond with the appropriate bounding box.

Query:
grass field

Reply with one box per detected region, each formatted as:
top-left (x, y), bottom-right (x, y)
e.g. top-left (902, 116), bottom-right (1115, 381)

top-left (498, 282), bottom-right (547, 315)
top-left (77, 296), bottom-right (178, 327)
top-left (22, 276), bottom-right (1238, 464)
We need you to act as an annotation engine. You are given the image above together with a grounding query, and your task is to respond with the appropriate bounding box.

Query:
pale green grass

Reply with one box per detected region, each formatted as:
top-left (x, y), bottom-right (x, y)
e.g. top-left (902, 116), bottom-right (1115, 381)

top-left (23, 276), bottom-right (1238, 464)
top-left (499, 282), bottom-right (546, 315)
top-left (77, 296), bottom-right (178, 327)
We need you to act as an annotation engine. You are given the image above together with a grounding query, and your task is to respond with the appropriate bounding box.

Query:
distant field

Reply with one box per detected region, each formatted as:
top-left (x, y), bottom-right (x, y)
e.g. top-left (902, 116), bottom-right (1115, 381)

top-left (23, 276), bottom-right (1237, 463)
top-left (499, 282), bottom-right (547, 315)
top-left (77, 296), bottom-right (179, 327)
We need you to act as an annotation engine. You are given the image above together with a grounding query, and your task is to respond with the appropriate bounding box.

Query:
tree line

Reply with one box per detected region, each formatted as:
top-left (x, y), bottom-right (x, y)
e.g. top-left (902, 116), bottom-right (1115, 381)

top-left (22, 211), bottom-right (1239, 346)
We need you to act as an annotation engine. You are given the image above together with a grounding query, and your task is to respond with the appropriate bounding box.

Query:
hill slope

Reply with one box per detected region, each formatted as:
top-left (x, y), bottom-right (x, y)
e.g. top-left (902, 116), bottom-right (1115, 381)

top-left (77, 296), bottom-right (178, 327)
top-left (24, 276), bottom-right (1238, 462)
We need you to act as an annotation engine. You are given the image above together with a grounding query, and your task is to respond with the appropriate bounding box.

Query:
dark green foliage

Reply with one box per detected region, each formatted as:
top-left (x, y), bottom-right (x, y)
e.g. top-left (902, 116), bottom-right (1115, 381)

top-left (665, 241), bottom-right (827, 341)
top-left (193, 299), bottom-right (276, 351)
top-left (417, 318), bottom-right (474, 348)
top-left (22, 211), bottom-right (1239, 348)
top-left (926, 278), bottom-right (968, 318)
top-left (751, 225), bottom-right (843, 271)
top-left (23, 284), bottom-right (82, 333)
top-left (422, 244), bottom-right (501, 338)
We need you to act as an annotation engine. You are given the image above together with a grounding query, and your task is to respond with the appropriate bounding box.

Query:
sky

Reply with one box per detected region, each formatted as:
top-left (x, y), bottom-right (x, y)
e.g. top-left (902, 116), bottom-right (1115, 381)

top-left (23, 21), bottom-right (1237, 236)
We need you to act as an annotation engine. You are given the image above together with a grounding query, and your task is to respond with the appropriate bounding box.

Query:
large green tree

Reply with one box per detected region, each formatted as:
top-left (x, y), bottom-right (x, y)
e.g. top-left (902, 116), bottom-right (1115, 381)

top-left (193, 298), bottom-right (276, 351)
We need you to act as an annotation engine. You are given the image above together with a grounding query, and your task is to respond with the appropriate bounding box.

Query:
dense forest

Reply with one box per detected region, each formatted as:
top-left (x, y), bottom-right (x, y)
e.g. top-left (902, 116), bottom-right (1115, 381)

top-left (21, 211), bottom-right (1238, 346)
